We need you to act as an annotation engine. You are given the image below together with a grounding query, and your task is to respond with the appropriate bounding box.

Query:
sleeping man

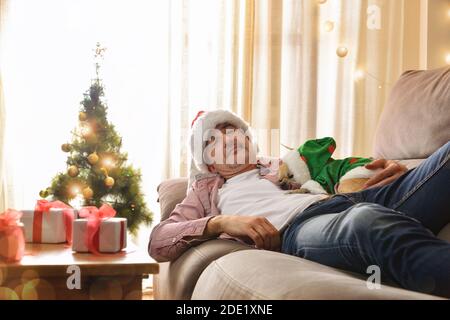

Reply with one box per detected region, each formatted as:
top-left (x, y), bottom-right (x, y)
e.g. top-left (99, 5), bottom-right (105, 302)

top-left (148, 110), bottom-right (450, 298)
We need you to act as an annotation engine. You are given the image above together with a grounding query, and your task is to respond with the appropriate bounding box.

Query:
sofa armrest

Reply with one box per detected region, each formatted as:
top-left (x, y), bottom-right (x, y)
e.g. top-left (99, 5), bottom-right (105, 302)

top-left (153, 239), bottom-right (252, 300)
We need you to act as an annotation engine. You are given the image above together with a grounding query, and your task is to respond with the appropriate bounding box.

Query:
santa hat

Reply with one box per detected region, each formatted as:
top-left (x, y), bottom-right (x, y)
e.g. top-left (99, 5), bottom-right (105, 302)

top-left (188, 110), bottom-right (256, 190)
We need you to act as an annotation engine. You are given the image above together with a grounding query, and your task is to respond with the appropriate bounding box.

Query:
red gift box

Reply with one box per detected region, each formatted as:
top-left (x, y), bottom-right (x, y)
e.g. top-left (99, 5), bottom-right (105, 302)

top-left (0, 209), bottom-right (25, 262)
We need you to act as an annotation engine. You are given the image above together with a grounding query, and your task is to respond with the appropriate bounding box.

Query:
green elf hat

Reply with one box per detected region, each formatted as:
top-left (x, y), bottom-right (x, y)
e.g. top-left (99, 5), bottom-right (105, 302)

top-left (297, 137), bottom-right (336, 180)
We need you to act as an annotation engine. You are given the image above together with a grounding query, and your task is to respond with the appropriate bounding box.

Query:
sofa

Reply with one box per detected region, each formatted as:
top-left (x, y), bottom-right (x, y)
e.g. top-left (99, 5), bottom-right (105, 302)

top-left (153, 66), bottom-right (450, 300)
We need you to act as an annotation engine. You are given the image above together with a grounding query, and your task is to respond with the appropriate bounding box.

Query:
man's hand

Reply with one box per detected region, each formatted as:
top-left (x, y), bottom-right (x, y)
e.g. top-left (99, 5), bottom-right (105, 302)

top-left (363, 159), bottom-right (408, 190)
top-left (206, 215), bottom-right (281, 251)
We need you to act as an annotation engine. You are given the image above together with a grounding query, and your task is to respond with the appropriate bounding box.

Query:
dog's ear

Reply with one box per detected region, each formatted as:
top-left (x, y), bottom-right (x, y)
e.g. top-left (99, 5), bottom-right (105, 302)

top-left (278, 163), bottom-right (289, 178)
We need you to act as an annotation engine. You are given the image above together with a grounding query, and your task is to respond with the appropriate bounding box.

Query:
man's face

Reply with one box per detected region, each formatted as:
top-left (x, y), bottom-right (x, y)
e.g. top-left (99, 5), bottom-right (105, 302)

top-left (205, 124), bottom-right (256, 178)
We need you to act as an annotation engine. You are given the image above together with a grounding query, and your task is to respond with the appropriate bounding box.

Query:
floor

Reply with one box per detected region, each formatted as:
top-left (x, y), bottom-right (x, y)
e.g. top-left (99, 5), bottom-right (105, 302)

top-left (142, 278), bottom-right (154, 300)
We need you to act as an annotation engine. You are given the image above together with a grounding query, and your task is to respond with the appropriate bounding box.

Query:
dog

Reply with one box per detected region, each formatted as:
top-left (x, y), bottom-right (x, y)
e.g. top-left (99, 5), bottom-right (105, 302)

top-left (279, 140), bottom-right (382, 195)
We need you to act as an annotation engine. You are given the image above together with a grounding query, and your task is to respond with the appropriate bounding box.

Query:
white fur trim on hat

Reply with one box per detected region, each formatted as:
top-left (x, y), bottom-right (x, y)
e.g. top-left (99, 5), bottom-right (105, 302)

top-left (281, 150), bottom-right (311, 185)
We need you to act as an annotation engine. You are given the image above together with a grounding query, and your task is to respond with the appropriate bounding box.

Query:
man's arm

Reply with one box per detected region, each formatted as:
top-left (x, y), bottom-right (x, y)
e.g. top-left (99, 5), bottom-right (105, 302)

top-left (205, 215), bottom-right (281, 252)
top-left (148, 189), bottom-right (214, 262)
top-left (363, 159), bottom-right (408, 189)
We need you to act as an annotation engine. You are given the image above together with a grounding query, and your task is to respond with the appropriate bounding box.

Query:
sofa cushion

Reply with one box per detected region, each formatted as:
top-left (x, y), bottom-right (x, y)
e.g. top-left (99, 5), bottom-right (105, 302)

top-left (153, 240), bottom-right (252, 300)
top-left (192, 250), bottom-right (445, 300)
top-left (157, 178), bottom-right (188, 221)
top-left (373, 66), bottom-right (450, 160)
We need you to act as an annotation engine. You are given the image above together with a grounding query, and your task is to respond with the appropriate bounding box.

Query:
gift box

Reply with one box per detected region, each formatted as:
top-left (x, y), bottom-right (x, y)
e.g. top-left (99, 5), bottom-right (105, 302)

top-left (0, 209), bottom-right (25, 262)
top-left (21, 200), bottom-right (75, 244)
top-left (72, 217), bottom-right (127, 253)
top-left (72, 204), bottom-right (127, 254)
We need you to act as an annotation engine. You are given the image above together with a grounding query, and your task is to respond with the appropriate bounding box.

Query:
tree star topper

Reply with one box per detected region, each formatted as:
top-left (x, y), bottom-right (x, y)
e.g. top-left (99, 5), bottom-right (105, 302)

top-left (93, 42), bottom-right (107, 79)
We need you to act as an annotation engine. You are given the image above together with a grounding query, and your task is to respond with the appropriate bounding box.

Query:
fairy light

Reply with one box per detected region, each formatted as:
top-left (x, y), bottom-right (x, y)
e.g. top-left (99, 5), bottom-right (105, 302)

top-left (323, 20), bottom-right (334, 32)
top-left (70, 185), bottom-right (81, 196)
top-left (354, 69), bottom-right (365, 81)
top-left (446, 54), bottom-right (450, 65)
top-left (80, 124), bottom-right (92, 137)
top-left (102, 157), bottom-right (115, 168)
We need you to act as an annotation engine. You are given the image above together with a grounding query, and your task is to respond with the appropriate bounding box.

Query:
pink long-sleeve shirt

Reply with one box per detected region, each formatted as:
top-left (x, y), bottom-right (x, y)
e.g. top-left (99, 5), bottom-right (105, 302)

top-left (148, 159), bottom-right (282, 262)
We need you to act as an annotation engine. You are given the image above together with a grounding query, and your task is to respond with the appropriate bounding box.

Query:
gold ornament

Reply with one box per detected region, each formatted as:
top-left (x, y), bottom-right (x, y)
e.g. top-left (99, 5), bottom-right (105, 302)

top-left (39, 189), bottom-right (49, 198)
top-left (79, 112), bottom-right (88, 121)
top-left (61, 143), bottom-right (72, 153)
top-left (105, 176), bottom-right (115, 188)
top-left (336, 46), bottom-right (349, 58)
top-left (82, 187), bottom-right (94, 199)
top-left (88, 152), bottom-right (99, 165)
top-left (68, 165), bottom-right (79, 177)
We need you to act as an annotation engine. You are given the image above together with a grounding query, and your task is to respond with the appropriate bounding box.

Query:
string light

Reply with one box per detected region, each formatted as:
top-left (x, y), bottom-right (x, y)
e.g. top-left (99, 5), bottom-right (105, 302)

top-left (446, 54), bottom-right (450, 65)
top-left (102, 157), bottom-right (115, 168)
top-left (323, 21), bottom-right (334, 32)
top-left (80, 123), bottom-right (92, 137)
top-left (354, 69), bottom-right (365, 81)
top-left (69, 184), bottom-right (81, 197)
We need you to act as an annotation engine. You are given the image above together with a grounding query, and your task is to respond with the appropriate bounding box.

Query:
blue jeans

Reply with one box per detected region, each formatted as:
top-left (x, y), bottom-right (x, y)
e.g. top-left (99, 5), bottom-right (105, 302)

top-left (282, 141), bottom-right (450, 298)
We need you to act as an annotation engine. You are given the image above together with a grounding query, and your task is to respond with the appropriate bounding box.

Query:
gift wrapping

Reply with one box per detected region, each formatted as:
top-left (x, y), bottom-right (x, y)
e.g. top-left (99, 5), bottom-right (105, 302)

top-left (72, 204), bottom-right (127, 254)
top-left (72, 217), bottom-right (127, 253)
top-left (0, 209), bottom-right (25, 262)
top-left (21, 200), bottom-right (76, 244)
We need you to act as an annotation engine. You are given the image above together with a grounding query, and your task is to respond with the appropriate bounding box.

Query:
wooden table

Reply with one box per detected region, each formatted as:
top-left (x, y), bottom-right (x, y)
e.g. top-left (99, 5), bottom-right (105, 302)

top-left (0, 243), bottom-right (159, 300)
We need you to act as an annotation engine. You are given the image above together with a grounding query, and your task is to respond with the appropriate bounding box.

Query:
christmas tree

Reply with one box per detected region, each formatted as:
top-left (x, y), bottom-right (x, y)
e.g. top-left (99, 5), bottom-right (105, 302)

top-left (39, 43), bottom-right (152, 234)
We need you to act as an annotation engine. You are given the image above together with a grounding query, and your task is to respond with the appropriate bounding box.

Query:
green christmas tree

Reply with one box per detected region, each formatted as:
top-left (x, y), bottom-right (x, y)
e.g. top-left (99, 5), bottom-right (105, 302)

top-left (39, 43), bottom-right (152, 235)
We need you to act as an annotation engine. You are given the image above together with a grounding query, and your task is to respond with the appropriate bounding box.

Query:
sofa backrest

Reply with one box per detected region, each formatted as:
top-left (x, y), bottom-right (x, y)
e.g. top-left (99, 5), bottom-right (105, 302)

top-left (373, 67), bottom-right (450, 160)
top-left (157, 178), bottom-right (188, 221)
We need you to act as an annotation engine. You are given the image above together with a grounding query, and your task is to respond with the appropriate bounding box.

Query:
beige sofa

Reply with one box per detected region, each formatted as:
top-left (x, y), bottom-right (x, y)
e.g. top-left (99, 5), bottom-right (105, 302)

top-left (153, 67), bottom-right (450, 300)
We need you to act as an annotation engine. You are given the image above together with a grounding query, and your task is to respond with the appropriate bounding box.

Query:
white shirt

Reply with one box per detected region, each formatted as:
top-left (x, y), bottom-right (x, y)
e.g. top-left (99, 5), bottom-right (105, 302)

top-left (217, 169), bottom-right (329, 231)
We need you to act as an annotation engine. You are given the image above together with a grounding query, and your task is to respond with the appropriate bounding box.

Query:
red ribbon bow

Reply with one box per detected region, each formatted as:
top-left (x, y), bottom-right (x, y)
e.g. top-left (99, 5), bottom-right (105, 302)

top-left (34, 200), bottom-right (75, 244)
top-left (79, 204), bottom-right (116, 255)
top-left (0, 209), bottom-right (25, 262)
